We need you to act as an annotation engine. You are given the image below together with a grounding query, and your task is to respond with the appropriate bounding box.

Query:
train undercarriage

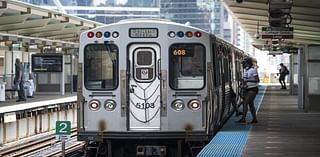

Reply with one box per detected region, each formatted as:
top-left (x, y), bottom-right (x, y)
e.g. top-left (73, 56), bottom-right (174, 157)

top-left (80, 132), bottom-right (210, 157)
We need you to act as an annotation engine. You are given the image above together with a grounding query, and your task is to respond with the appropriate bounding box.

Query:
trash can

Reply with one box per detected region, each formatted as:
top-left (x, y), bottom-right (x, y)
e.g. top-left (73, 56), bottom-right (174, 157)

top-left (0, 82), bottom-right (6, 101)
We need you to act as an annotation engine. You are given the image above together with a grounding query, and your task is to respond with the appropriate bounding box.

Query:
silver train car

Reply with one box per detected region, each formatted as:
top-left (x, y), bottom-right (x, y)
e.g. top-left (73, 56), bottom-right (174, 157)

top-left (77, 19), bottom-right (247, 157)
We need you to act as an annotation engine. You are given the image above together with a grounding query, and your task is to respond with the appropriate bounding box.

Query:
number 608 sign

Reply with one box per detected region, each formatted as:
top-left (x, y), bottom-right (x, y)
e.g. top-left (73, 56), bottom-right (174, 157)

top-left (56, 121), bottom-right (71, 140)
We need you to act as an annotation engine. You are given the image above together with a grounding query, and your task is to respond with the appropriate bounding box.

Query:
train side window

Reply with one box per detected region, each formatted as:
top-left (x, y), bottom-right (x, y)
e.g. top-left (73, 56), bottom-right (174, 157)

top-left (84, 44), bottom-right (118, 90)
top-left (169, 43), bottom-right (205, 89)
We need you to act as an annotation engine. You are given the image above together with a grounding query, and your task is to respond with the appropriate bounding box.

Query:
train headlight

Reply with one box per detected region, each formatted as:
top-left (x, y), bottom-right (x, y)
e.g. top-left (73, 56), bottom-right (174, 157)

top-left (89, 100), bottom-right (101, 111)
top-left (171, 99), bottom-right (185, 111)
top-left (188, 99), bottom-right (201, 111)
top-left (168, 31), bottom-right (176, 38)
top-left (104, 99), bottom-right (116, 111)
top-left (112, 31), bottom-right (119, 38)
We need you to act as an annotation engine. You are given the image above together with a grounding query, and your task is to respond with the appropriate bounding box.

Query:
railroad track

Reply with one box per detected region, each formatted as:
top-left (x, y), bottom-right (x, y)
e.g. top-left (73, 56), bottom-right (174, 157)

top-left (0, 128), bottom-right (84, 157)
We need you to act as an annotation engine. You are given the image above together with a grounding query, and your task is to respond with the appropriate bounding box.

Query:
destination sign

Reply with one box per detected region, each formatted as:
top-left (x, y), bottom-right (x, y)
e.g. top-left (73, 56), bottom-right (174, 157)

top-left (129, 28), bottom-right (158, 38)
top-left (261, 27), bottom-right (293, 39)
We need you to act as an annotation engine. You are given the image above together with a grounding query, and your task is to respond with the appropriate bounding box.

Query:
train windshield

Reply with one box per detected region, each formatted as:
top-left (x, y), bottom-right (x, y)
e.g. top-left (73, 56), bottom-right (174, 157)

top-left (84, 44), bottom-right (118, 90)
top-left (169, 44), bottom-right (205, 89)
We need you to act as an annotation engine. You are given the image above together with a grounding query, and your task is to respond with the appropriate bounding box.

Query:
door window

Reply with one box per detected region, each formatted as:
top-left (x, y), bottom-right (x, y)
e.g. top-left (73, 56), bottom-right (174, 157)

top-left (134, 49), bottom-right (156, 82)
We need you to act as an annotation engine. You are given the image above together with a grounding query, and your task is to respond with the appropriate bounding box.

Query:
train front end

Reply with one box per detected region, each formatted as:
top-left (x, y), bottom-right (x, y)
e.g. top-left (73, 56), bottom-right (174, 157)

top-left (77, 20), bottom-right (212, 156)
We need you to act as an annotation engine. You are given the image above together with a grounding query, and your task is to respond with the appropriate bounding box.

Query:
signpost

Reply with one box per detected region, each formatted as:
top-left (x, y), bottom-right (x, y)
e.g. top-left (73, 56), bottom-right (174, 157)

top-left (56, 121), bottom-right (71, 157)
top-left (261, 27), bottom-right (293, 39)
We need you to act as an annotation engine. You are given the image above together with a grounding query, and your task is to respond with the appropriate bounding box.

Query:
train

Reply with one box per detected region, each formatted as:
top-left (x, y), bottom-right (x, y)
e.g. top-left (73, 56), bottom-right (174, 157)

top-left (77, 19), bottom-right (248, 157)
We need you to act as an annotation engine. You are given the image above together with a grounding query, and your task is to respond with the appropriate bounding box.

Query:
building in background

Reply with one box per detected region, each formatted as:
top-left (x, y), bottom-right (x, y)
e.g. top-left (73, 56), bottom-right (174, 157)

top-left (127, 0), bottom-right (158, 7)
top-left (19, 0), bottom-right (256, 55)
top-left (20, 0), bottom-right (258, 54)
top-left (19, 0), bottom-right (290, 84)
top-left (160, 0), bottom-right (211, 32)
top-left (19, 0), bottom-right (160, 23)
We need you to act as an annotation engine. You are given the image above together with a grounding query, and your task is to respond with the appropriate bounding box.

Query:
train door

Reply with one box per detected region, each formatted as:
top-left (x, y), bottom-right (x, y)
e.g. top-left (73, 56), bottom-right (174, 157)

top-left (128, 43), bottom-right (161, 131)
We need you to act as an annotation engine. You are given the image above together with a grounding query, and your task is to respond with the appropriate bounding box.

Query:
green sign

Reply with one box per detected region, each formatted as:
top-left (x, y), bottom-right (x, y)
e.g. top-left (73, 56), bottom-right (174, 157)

top-left (56, 121), bottom-right (71, 135)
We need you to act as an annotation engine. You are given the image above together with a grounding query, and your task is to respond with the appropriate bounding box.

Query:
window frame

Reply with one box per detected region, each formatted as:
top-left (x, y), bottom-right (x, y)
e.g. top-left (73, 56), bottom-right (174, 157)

top-left (168, 43), bottom-right (206, 90)
top-left (83, 43), bottom-right (119, 91)
top-left (132, 47), bottom-right (156, 83)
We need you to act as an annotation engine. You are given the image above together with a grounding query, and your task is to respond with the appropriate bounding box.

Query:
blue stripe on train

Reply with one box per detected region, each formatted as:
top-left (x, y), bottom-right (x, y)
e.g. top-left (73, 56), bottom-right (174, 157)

top-left (197, 85), bottom-right (267, 157)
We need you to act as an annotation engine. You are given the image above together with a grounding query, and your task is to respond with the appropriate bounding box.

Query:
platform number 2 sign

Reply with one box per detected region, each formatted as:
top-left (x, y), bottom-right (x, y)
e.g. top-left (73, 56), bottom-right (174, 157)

top-left (56, 121), bottom-right (71, 140)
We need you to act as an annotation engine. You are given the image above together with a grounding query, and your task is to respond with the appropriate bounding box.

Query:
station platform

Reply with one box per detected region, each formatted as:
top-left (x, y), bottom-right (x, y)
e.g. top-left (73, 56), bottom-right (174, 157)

top-left (198, 86), bottom-right (320, 157)
top-left (0, 93), bottom-right (76, 113)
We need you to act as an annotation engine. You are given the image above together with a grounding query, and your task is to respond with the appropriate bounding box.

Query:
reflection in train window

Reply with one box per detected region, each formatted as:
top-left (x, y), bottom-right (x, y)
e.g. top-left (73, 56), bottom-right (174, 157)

top-left (137, 51), bottom-right (152, 66)
top-left (169, 43), bottom-right (205, 89)
top-left (84, 44), bottom-right (118, 90)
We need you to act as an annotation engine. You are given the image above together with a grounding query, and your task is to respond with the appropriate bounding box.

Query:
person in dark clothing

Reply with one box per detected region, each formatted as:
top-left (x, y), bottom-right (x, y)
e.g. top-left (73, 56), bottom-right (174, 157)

top-left (278, 63), bottom-right (288, 89)
top-left (14, 58), bottom-right (26, 102)
top-left (237, 57), bottom-right (259, 124)
top-left (231, 88), bottom-right (242, 116)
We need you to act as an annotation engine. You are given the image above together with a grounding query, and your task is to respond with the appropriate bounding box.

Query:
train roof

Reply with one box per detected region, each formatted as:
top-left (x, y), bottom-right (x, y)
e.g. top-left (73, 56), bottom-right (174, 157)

top-left (87, 18), bottom-right (207, 33)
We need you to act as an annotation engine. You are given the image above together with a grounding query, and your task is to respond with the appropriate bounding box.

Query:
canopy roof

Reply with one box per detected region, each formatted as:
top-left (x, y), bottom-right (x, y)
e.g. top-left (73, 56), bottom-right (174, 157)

top-left (0, 0), bottom-right (104, 48)
top-left (223, 0), bottom-right (320, 50)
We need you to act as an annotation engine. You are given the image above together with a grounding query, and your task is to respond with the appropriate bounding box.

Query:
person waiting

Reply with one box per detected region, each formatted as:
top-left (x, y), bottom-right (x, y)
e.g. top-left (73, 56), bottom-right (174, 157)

top-left (14, 58), bottom-right (26, 102)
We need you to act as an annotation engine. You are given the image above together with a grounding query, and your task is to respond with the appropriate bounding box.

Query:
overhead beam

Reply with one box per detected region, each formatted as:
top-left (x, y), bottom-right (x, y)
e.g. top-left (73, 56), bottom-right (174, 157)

top-left (0, 18), bottom-right (51, 31)
top-left (0, 14), bottom-right (31, 25)
top-left (5, 2), bottom-right (28, 13)
top-left (31, 27), bottom-right (84, 37)
top-left (30, 8), bottom-right (50, 17)
top-left (28, 26), bottom-right (85, 37)
top-left (0, 8), bottom-right (8, 16)
top-left (47, 34), bottom-right (78, 40)
top-left (228, 6), bottom-right (268, 16)
top-left (0, 32), bottom-right (78, 45)
top-left (8, 22), bottom-right (70, 35)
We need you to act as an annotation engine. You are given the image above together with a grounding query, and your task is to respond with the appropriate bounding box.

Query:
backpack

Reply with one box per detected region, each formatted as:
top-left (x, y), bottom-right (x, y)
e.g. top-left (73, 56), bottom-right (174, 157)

top-left (285, 67), bottom-right (289, 75)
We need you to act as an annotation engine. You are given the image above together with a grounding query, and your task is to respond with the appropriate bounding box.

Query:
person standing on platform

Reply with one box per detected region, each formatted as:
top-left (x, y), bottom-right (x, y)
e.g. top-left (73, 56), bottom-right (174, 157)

top-left (278, 63), bottom-right (289, 89)
top-left (14, 58), bottom-right (26, 102)
top-left (231, 88), bottom-right (242, 116)
top-left (237, 57), bottom-right (259, 124)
